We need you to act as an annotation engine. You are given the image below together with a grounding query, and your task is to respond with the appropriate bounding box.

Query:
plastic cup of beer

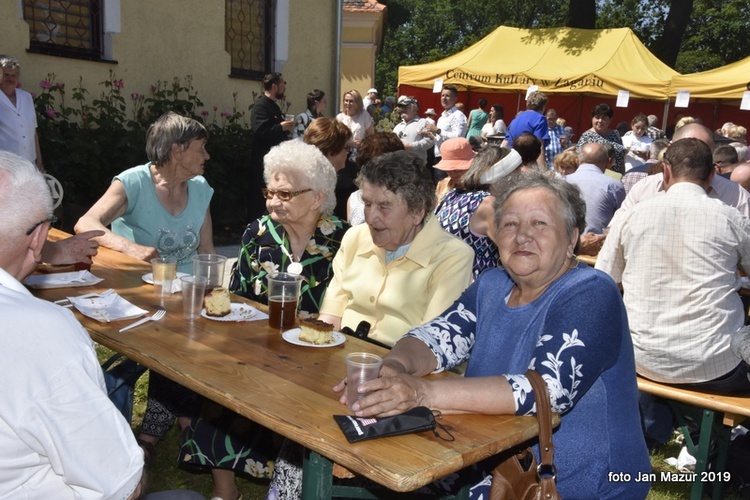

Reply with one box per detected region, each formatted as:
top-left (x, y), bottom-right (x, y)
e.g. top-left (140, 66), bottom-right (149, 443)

top-left (151, 258), bottom-right (177, 297)
top-left (192, 254), bottom-right (227, 290)
top-left (284, 114), bottom-right (295, 122)
top-left (267, 272), bottom-right (302, 330)
top-left (345, 352), bottom-right (383, 411)
top-left (181, 275), bottom-right (208, 320)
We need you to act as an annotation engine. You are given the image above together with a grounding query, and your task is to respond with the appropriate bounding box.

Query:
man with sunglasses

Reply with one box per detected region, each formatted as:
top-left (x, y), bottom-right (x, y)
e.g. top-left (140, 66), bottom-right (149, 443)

top-left (392, 96), bottom-right (433, 164)
top-left (0, 151), bottom-right (145, 498)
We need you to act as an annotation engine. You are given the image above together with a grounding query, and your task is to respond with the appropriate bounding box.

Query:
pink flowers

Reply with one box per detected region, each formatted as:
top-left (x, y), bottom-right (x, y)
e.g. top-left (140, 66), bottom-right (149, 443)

top-left (220, 111), bottom-right (231, 117)
top-left (113, 79), bottom-right (124, 88)
top-left (131, 92), bottom-right (141, 100)
top-left (40, 80), bottom-right (52, 89)
top-left (45, 108), bottom-right (57, 119)
top-left (201, 110), bottom-right (209, 117)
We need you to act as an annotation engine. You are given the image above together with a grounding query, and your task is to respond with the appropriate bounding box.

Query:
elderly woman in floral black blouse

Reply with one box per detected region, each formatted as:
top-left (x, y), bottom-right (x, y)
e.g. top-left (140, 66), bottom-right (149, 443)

top-left (180, 139), bottom-right (348, 500)
top-left (228, 139), bottom-right (348, 313)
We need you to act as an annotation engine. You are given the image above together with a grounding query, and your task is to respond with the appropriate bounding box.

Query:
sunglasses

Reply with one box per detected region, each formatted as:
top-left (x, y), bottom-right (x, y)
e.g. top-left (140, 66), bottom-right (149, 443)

top-left (261, 188), bottom-right (312, 201)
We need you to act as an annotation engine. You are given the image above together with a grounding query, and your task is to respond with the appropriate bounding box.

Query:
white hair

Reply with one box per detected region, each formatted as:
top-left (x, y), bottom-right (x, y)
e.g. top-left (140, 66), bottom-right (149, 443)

top-left (731, 142), bottom-right (749, 162)
top-left (0, 151), bottom-right (53, 242)
top-left (263, 140), bottom-right (337, 215)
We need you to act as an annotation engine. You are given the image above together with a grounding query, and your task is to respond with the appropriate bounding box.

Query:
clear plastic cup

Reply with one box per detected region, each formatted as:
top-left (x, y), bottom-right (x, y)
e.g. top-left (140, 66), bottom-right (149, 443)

top-left (181, 275), bottom-right (208, 320)
top-left (267, 272), bottom-right (302, 330)
top-left (151, 258), bottom-right (177, 297)
top-left (345, 352), bottom-right (383, 411)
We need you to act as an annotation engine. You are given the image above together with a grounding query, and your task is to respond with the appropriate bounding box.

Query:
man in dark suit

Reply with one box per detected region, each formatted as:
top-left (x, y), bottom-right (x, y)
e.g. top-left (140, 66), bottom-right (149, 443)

top-left (248, 73), bottom-right (294, 220)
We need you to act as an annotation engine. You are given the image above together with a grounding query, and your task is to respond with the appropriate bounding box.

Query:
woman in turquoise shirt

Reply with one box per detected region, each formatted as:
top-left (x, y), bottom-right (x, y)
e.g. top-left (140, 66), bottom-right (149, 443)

top-left (75, 111), bottom-right (216, 273)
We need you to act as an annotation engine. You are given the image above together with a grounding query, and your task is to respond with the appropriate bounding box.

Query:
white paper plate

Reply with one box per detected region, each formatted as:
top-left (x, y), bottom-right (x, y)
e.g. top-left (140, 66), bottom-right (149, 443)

top-left (25, 270), bottom-right (104, 289)
top-left (141, 272), bottom-right (190, 293)
top-left (282, 328), bottom-right (346, 348)
top-left (201, 303), bottom-right (259, 322)
top-left (67, 290), bottom-right (148, 323)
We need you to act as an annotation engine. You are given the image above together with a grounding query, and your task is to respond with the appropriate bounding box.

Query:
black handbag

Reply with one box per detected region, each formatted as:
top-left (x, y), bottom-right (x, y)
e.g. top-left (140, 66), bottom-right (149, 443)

top-left (101, 353), bottom-right (148, 423)
top-left (489, 370), bottom-right (561, 500)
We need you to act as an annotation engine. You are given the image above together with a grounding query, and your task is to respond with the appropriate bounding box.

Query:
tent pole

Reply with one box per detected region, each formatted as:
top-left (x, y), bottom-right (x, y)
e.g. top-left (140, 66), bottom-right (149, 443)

top-left (661, 100), bottom-right (670, 135)
top-left (516, 93), bottom-right (522, 116)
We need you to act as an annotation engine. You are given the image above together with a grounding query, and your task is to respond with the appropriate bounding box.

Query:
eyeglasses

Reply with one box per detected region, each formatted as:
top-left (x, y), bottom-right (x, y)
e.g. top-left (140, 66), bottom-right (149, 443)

top-left (261, 188), bottom-right (312, 201)
top-left (25, 214), bottom-right (57, 235)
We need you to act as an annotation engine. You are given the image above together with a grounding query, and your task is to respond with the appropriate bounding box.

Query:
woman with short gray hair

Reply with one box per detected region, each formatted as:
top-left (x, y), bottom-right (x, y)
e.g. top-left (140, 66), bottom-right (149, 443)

top-left (76, 111), bottom-right (215, 271)
top-left (75, 110), bottom-right (216, 468)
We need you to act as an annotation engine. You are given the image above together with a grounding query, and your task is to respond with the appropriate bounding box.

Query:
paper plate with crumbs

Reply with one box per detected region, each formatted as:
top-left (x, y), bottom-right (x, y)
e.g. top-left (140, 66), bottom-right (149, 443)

top-left (201, 303), bottom-right (259, 322)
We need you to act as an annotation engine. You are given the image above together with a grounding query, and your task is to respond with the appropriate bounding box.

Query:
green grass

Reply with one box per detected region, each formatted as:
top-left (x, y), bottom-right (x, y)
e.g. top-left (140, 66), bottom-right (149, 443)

top-left (98, 346), bottom-right (743, 499)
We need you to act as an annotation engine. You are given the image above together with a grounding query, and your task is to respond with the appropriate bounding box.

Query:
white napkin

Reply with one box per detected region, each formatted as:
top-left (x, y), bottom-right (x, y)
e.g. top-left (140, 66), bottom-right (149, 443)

top-left (664, 445), bottom-right (696, 472)
top-left (25, 270), bottom-right (104, 289)
top-left (67, 290), bottom-right (147, 323)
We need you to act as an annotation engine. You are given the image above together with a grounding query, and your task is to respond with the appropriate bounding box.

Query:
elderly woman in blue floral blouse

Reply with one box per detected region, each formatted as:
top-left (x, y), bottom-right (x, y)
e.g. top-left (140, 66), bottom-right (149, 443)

top-left (342, 170), bottom-right (650, 499)
top-left (180, 139), bottom-right (348, 500)
top-left (228, 139), bottom-right (348, 313)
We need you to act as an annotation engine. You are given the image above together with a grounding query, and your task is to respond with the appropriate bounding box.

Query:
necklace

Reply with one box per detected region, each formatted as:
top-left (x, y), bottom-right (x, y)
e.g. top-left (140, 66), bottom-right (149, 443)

top-left (280, 245), bottom-right (303, 275)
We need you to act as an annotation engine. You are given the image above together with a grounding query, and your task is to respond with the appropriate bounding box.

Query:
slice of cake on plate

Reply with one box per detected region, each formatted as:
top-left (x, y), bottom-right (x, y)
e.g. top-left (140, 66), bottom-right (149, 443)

top-left (203, 287), bottom-right (231, 317)
top-left (298, 317), bottom-right (335, 345)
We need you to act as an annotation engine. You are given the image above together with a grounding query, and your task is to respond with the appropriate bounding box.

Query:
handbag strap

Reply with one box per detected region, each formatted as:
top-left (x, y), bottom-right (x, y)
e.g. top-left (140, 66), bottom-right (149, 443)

top-left (525, 370), bottom-right (557, 479)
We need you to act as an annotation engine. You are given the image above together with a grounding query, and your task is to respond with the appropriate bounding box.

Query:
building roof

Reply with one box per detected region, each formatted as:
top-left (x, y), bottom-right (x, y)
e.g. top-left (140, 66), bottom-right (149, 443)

top-left (343, 0), bottom-right (385, 12)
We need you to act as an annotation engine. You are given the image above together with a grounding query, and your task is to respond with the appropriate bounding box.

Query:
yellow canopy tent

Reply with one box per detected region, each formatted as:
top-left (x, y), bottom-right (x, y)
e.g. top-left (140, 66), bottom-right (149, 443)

top-left (398, 26), bottom-right (678, 100)
top-left (669, 56), bottom-right (750, 99)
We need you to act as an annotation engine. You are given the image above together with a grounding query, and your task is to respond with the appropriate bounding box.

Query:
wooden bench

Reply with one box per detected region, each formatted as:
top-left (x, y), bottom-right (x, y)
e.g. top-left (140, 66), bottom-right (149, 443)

top-left (637, 376), bottom-right (750, 500)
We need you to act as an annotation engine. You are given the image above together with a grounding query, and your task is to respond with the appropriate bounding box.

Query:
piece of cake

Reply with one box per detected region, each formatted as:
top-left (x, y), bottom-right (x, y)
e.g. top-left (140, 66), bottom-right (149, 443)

top-left (203, 287), bottom-right (231, 317)
top-left (298, 317), bottom-right (335, 345)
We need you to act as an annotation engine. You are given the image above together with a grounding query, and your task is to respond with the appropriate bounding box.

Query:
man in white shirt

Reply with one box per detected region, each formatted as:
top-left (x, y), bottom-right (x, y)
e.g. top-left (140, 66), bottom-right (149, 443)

top-left (596, 138), bottom-right (750, 444)
top-left (362, 88), bottom-right (378, 116)
top-left (425, 85), bottom-right (468, 181)
top-left (392, 96), bottom-right (434, 163)
top-left (0, 55), bottom-right (43, 171)
top-left (0, 151), bottom-right (145, 498)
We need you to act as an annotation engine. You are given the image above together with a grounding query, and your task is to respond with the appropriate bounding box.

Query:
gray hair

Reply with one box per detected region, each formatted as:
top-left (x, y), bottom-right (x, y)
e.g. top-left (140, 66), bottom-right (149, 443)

top-left (145, 112), bottom-right (208, 165)
top-left (491, 170), bottom-right (586, 254)
top-left (359, 150), bottom-right (436, 218)
top-left (263, 140), bottom-right (337, 215)
top-left (647, 114), bottom-right (658, 127)
top-left (0, 55), bottom-right (20, 71)
top-left (0, 151), bottom-right (53, 242)
top-left (526, 91), bottom-right (548, 112)
top-left (730, 142), bottom-right (749, 162)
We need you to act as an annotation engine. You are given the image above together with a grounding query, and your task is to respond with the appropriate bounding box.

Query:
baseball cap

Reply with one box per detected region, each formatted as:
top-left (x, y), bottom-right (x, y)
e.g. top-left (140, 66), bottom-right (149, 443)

top-left (397, 96), bottom-right (417, 107)
top-left (437, 138), bottom-right (476, 171)
top-left (367, 88), bottom-right (378, 95)
top-left (425, 108), bottom-right (437, 116)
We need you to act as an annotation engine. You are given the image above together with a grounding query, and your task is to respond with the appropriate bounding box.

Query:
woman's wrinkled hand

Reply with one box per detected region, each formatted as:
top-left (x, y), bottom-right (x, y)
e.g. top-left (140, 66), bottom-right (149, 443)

top-left (331, 356), bottom-right (412, 410)
top-left (350, 373), bottom-right (431, 417)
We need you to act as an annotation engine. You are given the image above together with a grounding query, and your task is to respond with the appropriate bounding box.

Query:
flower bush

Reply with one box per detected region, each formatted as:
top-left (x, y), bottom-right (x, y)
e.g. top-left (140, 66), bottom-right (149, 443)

top-left (35, 71), bottom-right (256, 234)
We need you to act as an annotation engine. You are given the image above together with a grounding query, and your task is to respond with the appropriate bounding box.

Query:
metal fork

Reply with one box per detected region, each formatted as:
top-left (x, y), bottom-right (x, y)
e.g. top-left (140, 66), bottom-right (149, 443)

top-left (119, 308), bottom-right (166, 333)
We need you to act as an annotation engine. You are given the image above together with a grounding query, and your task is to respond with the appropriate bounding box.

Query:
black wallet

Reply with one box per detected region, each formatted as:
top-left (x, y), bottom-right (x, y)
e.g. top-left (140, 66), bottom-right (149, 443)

top-left (333, 406), bottom-right (454, 443)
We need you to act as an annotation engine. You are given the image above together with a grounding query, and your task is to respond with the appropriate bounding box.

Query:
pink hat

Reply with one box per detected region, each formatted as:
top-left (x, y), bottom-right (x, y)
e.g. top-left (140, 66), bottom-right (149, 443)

top-left (437, 138), bottom-right (476, 171)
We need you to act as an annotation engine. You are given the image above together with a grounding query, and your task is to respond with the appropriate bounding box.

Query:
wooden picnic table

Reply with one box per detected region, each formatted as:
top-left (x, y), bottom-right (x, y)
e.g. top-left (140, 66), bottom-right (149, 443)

top-left (34, 229), bottom-right (552, 498)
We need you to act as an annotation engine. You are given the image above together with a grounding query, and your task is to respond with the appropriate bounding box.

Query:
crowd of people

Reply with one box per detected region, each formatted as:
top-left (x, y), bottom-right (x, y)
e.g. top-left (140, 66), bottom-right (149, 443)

top-left (2, 52), bottom-right (750, 499)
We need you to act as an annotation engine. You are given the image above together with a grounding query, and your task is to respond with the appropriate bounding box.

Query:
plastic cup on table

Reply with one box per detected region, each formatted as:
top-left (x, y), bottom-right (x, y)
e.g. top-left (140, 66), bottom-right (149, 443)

top-left (151, 258), bottom-right (177, 297)
top-left (345, 352), bottom-right (383, 412)
top-left (267, 272), bottom-right (302, 330)
top-left (192, 254), bottom-right (227, 290)
top-left (181, 275), bottom-right (208, 320)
